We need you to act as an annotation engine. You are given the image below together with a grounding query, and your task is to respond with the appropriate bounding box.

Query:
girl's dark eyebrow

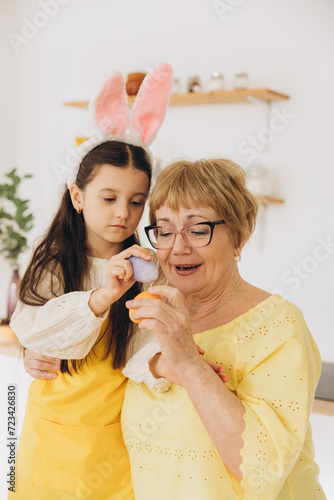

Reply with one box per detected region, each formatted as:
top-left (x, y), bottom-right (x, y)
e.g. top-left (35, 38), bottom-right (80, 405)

top-left (98, 188), bottom-right (147, 196)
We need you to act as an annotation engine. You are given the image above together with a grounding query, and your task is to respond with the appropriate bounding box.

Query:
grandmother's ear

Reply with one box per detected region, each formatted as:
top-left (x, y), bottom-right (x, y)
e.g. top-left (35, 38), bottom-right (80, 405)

top-left (227, 226), bottom-right (242, 251)
top-left (232, 235), bottom-right (246, 261)
top-left (235, 239), bottom-right (246, 255)
top-left (239, 239), bottom-right (247, 251)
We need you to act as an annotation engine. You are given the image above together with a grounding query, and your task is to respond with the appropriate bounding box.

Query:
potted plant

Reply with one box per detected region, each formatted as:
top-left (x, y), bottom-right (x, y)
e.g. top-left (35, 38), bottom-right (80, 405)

top-left (0, 168), bottom-right (34, 323)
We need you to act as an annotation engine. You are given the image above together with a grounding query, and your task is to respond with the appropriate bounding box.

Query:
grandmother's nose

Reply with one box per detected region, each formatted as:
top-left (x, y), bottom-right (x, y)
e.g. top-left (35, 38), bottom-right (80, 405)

top-left (171, 233), bottom-right (192, 254)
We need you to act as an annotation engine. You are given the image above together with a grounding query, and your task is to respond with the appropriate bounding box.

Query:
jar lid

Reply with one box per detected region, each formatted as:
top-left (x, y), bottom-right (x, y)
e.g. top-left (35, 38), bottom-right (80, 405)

top-left (211, 71), bottom-right (224, 78)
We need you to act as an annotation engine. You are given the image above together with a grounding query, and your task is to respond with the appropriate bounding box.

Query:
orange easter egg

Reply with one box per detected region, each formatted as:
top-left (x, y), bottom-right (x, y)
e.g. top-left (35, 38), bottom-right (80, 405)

top-left (129, 291), bottom-right (162, 324)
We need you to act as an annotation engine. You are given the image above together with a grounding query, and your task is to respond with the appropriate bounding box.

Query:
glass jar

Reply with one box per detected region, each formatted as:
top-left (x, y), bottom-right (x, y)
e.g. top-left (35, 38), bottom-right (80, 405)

top-left (172, 78), bottom-right (181, 94)
top-left (246, 162), bottom-right (271, 196)
top-left (208, 71), bottom-right (225, 92)
top-left (234, 71), bottom-right (250, 90)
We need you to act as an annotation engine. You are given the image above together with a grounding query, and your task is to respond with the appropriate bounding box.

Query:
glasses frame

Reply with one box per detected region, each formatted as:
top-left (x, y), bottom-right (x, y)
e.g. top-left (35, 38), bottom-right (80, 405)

top-left (144, 220), bottom-right (226, 250)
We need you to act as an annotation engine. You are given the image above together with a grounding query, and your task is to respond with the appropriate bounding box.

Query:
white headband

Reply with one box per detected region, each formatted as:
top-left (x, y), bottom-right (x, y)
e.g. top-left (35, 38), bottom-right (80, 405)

top-left (66, 63), bottom-right (173, 190)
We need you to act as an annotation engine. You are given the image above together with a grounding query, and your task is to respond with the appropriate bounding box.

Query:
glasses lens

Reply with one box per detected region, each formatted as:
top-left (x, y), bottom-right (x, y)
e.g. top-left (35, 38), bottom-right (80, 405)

top-left (184, 224), bottom-right (211, 247)
top-left (148, 227), bottom-right (175, 249)
top-left (147, 223), bottom-right (213, 249)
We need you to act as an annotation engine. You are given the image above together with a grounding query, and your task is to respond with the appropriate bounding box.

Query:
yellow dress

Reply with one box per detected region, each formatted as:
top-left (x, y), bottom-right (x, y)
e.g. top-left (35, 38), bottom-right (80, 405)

top-left (121, 295), bottom-right (326, 499)
top-left (8, 319), bottom-right (134, 500)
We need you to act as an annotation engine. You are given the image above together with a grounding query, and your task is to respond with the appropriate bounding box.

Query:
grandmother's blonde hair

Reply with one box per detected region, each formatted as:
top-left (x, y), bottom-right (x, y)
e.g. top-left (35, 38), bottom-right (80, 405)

top-left (149, 158), bottom-right (258, 248)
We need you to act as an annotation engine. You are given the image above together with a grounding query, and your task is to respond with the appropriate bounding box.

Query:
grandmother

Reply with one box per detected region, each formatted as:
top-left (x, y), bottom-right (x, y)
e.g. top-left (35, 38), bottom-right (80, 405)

top-left (23, 159), bottom-right (325, 499)
top-left (122, 159), bottom-right (325, 499)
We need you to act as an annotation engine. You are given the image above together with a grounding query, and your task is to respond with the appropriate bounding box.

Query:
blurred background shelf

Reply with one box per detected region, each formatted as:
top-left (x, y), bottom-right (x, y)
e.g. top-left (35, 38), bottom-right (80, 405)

top-left (256, 196), bottom-right (285, 205)
top-left (64, 88), bottom-right (290, 109)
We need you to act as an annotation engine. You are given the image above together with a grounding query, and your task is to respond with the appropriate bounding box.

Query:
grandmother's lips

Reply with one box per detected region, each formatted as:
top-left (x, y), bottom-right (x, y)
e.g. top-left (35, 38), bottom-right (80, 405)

top-left (174, 264), bottom-right (201, 276)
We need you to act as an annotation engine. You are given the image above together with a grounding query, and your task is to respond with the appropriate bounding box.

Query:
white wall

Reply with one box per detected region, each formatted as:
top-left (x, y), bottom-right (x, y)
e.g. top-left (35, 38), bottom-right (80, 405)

top-left (0, 1), bottom-right (20, 317)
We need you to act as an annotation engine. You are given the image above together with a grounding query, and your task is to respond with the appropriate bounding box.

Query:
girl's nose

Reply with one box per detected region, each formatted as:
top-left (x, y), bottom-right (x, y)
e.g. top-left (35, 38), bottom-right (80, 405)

top-left (115, 202), bottom-right (129, 220)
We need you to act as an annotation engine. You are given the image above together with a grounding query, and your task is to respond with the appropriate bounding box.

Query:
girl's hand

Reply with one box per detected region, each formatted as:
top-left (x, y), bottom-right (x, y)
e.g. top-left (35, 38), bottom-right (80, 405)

top-left (103, 245), bottom-right (153, 301)
top-left (89, 245), bottom-right (152, 316)
top-left (126, 285), bottom-right (204, 374)
top-left (150, 347), bottom-right (229, 387)
top-left (23, 348), bottom-right (60, 380)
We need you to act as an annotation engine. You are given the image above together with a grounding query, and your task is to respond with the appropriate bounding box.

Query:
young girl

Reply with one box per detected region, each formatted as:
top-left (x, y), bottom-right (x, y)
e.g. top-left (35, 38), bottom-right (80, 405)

top-left (9, 64), bottom-right (173, 500)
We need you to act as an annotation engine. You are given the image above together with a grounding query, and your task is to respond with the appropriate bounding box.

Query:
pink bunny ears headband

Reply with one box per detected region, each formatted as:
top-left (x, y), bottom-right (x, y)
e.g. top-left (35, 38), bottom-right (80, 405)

top-left (66, 62), bottom-right (173, 189)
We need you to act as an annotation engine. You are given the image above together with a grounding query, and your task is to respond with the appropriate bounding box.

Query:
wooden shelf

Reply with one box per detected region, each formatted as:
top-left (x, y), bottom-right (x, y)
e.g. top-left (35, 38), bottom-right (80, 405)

top-left (256, 196), bottom-right (285, 205)
top-left (63, 88), bottom-right (289, 110)
top-left (312, 398), bottom-right (334, 417)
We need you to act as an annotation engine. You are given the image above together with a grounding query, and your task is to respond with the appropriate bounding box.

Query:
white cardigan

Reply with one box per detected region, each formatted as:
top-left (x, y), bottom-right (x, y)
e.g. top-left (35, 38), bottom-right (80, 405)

top-left (10, 257), bottom-right (170, 392)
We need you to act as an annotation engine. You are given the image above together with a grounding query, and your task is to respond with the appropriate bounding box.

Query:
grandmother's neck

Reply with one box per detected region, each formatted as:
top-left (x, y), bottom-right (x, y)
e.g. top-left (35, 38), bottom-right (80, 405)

top-left (184, 273), bottom-right (246, 333)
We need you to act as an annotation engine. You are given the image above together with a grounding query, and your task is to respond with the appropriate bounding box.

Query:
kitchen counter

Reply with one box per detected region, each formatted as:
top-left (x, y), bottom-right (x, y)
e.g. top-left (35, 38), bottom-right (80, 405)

top-left (0, 324), bottom-right (22, 357)
top-left (313, 362), bottom-right (334, 416)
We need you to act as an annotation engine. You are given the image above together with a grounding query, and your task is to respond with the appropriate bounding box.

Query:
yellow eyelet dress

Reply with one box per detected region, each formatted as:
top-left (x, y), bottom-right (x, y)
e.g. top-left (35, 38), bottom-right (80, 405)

top-left (122, 295), bottom-right (326, 499)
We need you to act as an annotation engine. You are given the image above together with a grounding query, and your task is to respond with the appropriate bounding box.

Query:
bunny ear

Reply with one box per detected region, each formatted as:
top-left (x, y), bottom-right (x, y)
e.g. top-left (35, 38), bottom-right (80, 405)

top-left (94, 72), bottom-right (130, 137)
top-left (130, 63), bottom-right (173, 145)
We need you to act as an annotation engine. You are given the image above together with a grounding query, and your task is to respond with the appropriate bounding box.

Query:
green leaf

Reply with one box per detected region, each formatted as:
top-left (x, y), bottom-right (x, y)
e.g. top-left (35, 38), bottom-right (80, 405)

top-left (6, 168), bottom-right (21, 188)
top-left (0, 184), bottom-right (15, 199)
top-left (0, 168), bottom-right (34, 266)
top-left (0, 208), bottom-right (13, 220)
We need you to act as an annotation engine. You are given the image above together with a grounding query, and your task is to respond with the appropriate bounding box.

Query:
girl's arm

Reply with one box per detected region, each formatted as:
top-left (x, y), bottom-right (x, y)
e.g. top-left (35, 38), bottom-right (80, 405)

top-left (11, 245), bottom-right (152, 359)
top-left (23, 349), bottom-right (61, 380)
top-left (10, 289), bottom-right (110, 359)
top-left (122, 328), bottom-right (172, 392)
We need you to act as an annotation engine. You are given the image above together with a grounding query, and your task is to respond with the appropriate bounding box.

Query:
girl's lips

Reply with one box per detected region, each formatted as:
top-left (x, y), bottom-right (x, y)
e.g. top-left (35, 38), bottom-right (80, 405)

top-left (110, 225), bottom-right (126, 229)
top-left (174, 264), bottom-right (202, 276)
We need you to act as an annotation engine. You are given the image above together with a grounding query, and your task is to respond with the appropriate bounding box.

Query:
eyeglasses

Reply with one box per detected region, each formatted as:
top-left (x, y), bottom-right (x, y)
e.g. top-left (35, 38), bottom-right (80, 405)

top-left (144, 220), bottom-right (226, 250)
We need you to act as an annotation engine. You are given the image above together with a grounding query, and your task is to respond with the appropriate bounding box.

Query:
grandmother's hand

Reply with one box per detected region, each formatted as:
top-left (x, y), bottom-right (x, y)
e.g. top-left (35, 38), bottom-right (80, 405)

top-left (126, 285), bottom-right (214, 374)
top-left (150, 347), bottom-right (228, 386)
top-left (126, 285), bottom-right (198, 369)
top-left (23, 348), bottom-right (60, 380)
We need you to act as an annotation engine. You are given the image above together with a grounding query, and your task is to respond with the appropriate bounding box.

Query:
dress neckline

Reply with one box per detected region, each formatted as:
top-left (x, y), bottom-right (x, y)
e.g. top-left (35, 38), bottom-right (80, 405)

top-left (193, 293), bottom-right (282, 337)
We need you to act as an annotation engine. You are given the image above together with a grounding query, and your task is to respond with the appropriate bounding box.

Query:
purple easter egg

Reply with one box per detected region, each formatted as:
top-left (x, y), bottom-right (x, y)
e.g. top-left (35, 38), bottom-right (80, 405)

top-left (128, 256), bottom-right (158, 283)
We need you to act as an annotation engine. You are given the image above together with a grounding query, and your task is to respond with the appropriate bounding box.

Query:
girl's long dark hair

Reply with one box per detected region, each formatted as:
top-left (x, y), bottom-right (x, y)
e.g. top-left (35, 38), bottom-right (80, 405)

top-left (19, 141), bottom-right (152, 374)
